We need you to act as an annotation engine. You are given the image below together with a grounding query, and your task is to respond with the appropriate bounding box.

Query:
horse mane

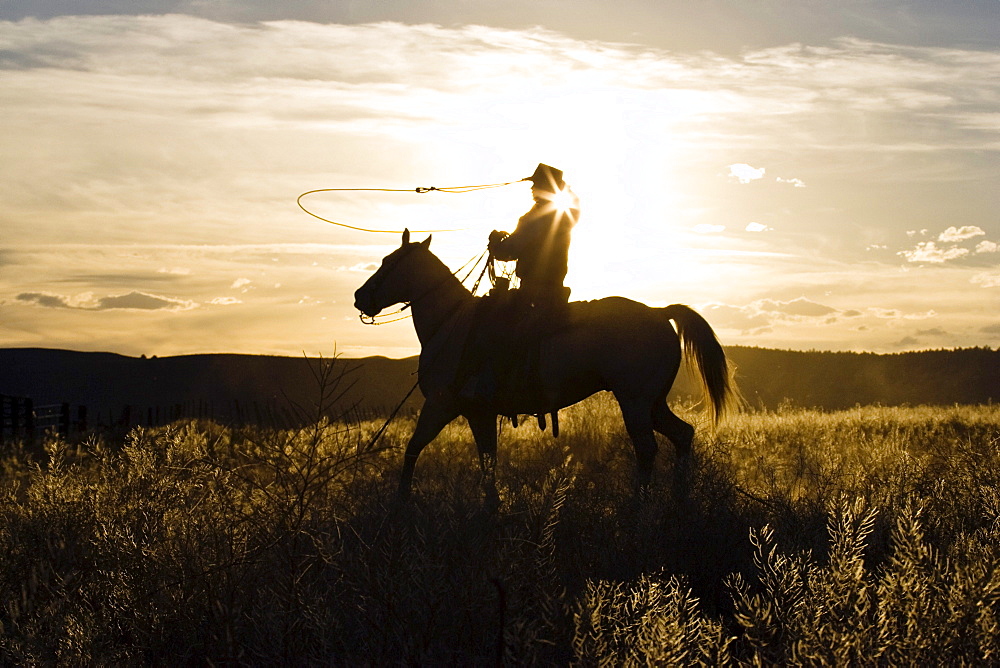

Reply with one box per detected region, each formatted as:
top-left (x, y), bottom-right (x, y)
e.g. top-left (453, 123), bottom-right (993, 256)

top-left (415, 244), bottom-right (480, 298)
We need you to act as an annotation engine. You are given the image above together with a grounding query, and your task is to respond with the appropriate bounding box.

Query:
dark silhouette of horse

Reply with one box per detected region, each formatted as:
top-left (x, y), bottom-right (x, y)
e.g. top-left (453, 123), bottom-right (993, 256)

top-left (354, 230), bottom-right (741, 506)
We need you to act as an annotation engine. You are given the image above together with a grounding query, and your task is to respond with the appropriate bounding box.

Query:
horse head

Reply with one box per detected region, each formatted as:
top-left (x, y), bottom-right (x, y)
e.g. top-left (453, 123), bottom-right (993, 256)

top-left (354, 228), bottom-right (433, 317)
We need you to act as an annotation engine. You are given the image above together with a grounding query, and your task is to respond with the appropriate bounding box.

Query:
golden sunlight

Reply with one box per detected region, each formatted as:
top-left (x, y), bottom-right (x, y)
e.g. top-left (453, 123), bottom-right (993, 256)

top-left (417, 83), bottom-right (723, 304)
top-left (549, 187), bottom-right (577, 214)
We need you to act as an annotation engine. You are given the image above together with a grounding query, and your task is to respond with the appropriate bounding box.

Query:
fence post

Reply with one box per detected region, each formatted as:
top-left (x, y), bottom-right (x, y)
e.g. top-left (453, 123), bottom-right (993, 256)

top-left (77, 405), bottom-right (87, 434)
top-left (60, 402), bottom-right (70, 437)
top-left (25, 399), bottom-right (34, 436)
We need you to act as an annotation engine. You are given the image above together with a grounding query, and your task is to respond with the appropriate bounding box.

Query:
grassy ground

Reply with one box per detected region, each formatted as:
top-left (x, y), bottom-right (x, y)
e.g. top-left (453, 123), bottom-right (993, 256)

top-left (1, 388), bottom-right (999, 664)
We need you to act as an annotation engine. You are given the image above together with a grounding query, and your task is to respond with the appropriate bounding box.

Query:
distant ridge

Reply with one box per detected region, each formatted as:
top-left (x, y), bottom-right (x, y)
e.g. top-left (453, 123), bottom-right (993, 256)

top-left (0, 348), bottom-right (421, 427)
top-left (1, 346), bottom-right (997, 427)
top-left (719, 346), bottom-right (999, 410)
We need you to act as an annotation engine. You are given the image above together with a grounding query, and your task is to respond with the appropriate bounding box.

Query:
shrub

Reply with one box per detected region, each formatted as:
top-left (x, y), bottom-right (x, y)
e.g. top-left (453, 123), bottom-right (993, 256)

top-left (0, 399), bottom-right (997, 663)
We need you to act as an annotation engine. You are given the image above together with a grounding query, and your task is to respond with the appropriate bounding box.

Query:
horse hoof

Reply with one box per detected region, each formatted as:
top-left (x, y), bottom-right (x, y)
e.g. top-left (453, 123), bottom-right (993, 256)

top-left (483, 491), bottom-right (501, 515)
top-left (393, 486), bottom-right (412, 509)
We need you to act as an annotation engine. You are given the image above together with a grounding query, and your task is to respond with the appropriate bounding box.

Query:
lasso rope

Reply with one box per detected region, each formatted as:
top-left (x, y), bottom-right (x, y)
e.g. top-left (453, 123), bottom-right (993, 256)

top-left (297, 179), bottom-right (526, 234)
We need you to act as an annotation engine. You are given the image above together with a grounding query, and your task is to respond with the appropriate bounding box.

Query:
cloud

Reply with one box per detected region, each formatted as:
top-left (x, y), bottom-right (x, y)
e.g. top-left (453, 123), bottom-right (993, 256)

top-left (916, 327), bottom-right (947, 336)
top-left (938, 225), bottom-right (985, 242)
top-left (757, 297), bottom-right (837, 318)
top-left (897, 241), bottom-right (970, 263)
top-left (728, 163), bottom-right (766, 184)
top-left (776, 176), bottom-right (806, 188)
top-left (17, 292), bottom-right (73, 309)
top-left (700, 303), bottom-right (772, 332)
top-left (745, 222), bottom-right (772, 232)
top-left (897, 226), bottom-right (992, 263)
top-left (2, 16), bottom-right (999, 354)
top-left (701, 296), bottom-right (838, 332)
top-left (95, 292), bottom-right (195, 310)
top-left (693, 224), bottom-right (725, 234)
top-left (867, 306), bottom-right (937, 320)
top-left (208, 296), bottom-right (242, 305)
top-left (58, 272), bottom-right (186, 286)
top-left (972, 272), bottom-right (1000, 288)
top-left (17, 290), bottom-right (195, 311)
top-left (981, 323), bottom-right (1000, 336)
top-left (231, 277), bottom-right (252, 289)
top-left (346, 262), bottom-right (380, 272)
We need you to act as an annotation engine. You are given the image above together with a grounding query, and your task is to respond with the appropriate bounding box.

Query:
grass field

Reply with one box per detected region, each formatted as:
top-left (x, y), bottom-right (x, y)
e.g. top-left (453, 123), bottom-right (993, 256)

top-left (1, 379), bottom-right (999, 664)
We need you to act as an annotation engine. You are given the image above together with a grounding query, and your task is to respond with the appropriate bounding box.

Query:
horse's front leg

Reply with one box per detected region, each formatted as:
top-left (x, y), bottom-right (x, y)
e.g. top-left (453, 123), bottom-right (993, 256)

top-left (397, 398), bottom-right (458, 503)
top-left (467, 411), bottom-right (500, 512)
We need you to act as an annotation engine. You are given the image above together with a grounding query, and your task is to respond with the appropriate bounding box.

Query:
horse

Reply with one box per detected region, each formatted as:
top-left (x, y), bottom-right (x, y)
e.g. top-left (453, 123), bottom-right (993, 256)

top-left (354, 229), bottom-right (741, 506)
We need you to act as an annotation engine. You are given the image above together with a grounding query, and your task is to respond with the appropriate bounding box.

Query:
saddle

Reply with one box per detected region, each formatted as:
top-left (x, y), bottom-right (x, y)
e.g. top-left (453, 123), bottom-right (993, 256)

top-left (456, 287), bottom-right (569, 432)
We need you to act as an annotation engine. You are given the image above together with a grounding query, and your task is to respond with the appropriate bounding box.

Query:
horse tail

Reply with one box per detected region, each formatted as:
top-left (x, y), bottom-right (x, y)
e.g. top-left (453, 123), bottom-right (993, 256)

top-left (661, 304), bottom-right (743, 424)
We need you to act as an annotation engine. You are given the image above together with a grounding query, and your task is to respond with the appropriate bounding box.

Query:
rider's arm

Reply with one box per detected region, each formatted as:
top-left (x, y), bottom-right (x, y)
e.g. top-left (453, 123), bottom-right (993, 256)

top-left (489, 231), bottom-right (518, 261)
top-left (490, 207), bottom-right (543, 261)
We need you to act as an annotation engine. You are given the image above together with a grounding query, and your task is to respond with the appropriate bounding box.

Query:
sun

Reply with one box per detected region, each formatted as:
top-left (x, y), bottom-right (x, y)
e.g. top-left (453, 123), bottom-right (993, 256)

top-left (549, 187), bottom-right (577, 214)
top-left (444, 84), bottom-right (717, 301)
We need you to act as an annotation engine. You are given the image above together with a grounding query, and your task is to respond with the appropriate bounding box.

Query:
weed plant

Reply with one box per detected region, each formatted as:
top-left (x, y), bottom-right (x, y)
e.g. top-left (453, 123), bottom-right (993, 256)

top-left (0, 376), bottom-right (998, 664)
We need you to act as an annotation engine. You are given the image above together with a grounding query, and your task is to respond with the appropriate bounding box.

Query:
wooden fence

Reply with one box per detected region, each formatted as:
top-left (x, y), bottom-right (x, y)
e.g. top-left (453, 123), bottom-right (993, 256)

top-left (111, 399), bottom-right (306, 430)
top-left (1, 394), bottom-right (335, 443)
top-left (1, 395), bottom-right (87, 441)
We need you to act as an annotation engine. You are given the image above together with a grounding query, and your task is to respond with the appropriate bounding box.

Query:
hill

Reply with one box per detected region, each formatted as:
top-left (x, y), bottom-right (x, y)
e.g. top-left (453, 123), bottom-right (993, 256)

top-left (720, 346), bottom-right (999, 410)
top-left (0, 348), bottom-right (421, 429)
top-left (1, 346), bottom-right (997, 430)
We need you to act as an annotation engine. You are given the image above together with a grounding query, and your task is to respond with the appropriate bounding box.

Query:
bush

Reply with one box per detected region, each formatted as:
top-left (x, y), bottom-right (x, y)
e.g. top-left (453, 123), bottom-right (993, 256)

top-left (0, 397), bottom-right (997, 663)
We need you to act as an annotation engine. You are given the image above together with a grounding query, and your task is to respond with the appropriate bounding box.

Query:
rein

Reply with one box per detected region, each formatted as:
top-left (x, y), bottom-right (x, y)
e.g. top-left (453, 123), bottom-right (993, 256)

top-left (357, 246), bottom-right (489, 451)
top-left (359, 247), bottom-right (489, 326)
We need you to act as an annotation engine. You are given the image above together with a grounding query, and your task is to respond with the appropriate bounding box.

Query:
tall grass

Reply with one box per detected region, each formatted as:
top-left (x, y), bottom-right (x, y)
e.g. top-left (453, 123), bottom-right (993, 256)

top-left (0, 390), bottom-right (998, 664)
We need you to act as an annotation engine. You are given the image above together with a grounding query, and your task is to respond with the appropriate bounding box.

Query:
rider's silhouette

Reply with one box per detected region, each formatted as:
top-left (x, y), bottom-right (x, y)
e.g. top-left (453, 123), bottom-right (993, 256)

top-left (458, 164), bottom-right (579, 409)
top-left (488, 163), bottom-right (580, 310)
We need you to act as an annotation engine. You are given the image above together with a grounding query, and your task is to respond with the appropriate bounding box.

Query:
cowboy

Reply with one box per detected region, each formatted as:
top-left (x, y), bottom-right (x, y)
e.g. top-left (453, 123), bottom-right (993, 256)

top-left (488, 163), bottom-right (579, 311)
top-left (458, 164), bottom-right (580, 413)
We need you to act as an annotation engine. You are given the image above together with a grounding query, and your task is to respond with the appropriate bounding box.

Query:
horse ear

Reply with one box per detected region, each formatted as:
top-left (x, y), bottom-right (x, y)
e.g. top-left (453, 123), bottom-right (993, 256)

top-left (420, 234), bottom-right (432, 249)
top-left (401, 228), bottom-right (411, 245)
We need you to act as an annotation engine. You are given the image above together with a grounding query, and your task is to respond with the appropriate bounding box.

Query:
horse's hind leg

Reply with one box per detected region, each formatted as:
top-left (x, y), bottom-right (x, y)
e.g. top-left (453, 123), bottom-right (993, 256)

top-left (653, 400), bottom-right (695, 499)
top-left (615, 394), bottom-right (659, 492)
top-left (652, 401), bottom-right (695, 458)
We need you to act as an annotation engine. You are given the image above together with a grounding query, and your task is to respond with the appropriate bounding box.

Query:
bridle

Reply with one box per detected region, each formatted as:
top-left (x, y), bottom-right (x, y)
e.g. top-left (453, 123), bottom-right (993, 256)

top-left (356, 243), bottom-right (421, 325)
top-left (357, 244), bottom-right (489, 326)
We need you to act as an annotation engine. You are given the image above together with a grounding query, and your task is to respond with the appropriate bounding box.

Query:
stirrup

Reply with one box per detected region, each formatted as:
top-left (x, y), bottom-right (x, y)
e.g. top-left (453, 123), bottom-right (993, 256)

top-left (534, 411), bottom-right (560, 437)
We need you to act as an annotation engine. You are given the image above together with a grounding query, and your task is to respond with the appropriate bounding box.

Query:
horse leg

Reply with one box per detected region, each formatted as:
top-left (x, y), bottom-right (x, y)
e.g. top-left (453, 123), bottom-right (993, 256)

top-left (397, 399), bottom-right (458, 503)
top-left (653, 400), bottom-right (696, 500)
top-left (467, 411), bottom-right (501, 512)
top-left (652, 401), bottom-right (694, 458)
top-left (615, 394), bottom-right (659, 494)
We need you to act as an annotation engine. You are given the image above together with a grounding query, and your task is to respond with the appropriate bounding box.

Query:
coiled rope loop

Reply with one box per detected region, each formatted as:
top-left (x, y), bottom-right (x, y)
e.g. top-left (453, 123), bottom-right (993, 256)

top-left (297, 179), bottom-right (526, 234)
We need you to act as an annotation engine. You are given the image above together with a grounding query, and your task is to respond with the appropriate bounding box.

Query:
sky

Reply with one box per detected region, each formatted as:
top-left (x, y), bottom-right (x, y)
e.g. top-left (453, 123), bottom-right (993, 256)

top-left (1, 1), bottom-right (998, 359)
